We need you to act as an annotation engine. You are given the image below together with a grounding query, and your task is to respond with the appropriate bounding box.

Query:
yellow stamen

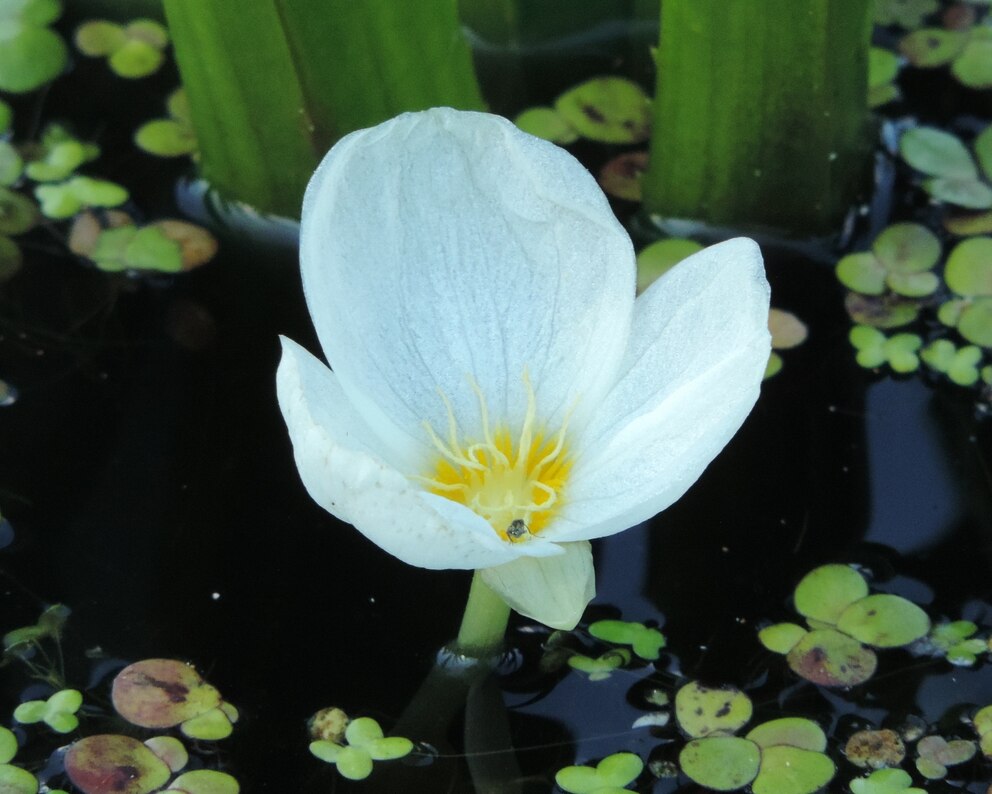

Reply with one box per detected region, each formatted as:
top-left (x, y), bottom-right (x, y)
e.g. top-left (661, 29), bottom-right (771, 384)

top-left (416, 374), bottom-right (571, 542)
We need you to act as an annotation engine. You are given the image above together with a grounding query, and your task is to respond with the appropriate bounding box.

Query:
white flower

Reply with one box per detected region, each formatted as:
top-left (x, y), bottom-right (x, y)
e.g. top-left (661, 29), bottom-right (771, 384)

top-left (277, 108), bottom-right (770, 630)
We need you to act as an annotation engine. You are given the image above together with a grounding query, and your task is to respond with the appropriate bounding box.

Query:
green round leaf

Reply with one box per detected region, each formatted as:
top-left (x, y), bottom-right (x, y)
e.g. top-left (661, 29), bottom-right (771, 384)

top-left (48, 688), bottom-right (82, 713)
top-left (746, 718), bottom-right (827, 752)
top-left (845, 292), bottom-right (920, 328)
top-left (921, 339), bottom-right (956, 372)
top-left (335, 746), bottom-right (374, 781)
top-left (346, 717), bottom-right (385, 747)
top-left (125, 19), bottom-right (168, 49)
top-left (952, 38), bottom-right (992, 89)
top-left (836, 594), bottom-right (931, 647)
top-left (179, 707), bottom-right (233, 740)
top-left (308, 740), bottom-right (341, 764)
top-left (758, 623), bottom-right (807, 654)
top-left (886, 271), bottom-right (939, 297)
top-left (900, 127), bottom-right (977, 179)
top-left (958, 298), bottom-right (992, 346)
top-left (0, 21), bottom-right (68, 93)
top-left (166, 770), bottom-right (239, 794)
top-left (143, 735), bottom-right (188, 773)
top-left (850, 767), bottom-right (926, 794)
top-left (0, 764), bottom-right (38, 794)
top-left (948, 346), bottom-right (983, 385)
top-left (679, 737), bottom-right (761, 791)
top-left (873, 222), bottom-right (941, 274)
top-left (636, 238), bottom-right (703, 294)
top-left (945, 237), bottom-right (992, 297)
top-left (0, 0), bottom-right (62, 26)
top-left (0, 726), bottom-right (18, 764)
top-left (112, 659), bottom-right (223, 729)
top-left (46, 711), bottom-right (79, 733)
top-left (67, 175), bottom-right (128, 207)
top-left (793, 564), bottom-right (869, 624)
top-left (751, 746), bottom-right (835, 794)
top-left (594, 752), bottom-right (643, 786)
top-left (0, 141), bottom-right (23, 187)
top-left (108, 38), bottom-right (164, 78)
top-left (836, 252), bottom-right (886, 294)
top-left (975, 125), bottom-right (992, 182)
top-left (899, 28), bottom-right (968, 66)
top-left (675, 681), bottom-right (752, 738)
top-left (924, 176), bottom-right (992, 209)
top-left (513, 107), bottom-right (578, 144)
top-left (875, 0), bottom-right (938, 28)
top-left (367, 736), bottom-right (413, 761)
top-left (134, 119), bottom-right (198, 157)
top-left (786, 628), bottom-right (878, 686)
top-left (555, 765), bottom-right (600, 794)
top-left (13, 700), bottom-right (47, 724)
top-left (554, 77), bottom-right (650, 144)
top-left (74, 20), bottom-right (125, 56)
top-left (123, 226), bottom-right (183, 272)
top-left (885, 333), bottom-right (923, 373)
top-left (869, 47), bottom-right (900, 88)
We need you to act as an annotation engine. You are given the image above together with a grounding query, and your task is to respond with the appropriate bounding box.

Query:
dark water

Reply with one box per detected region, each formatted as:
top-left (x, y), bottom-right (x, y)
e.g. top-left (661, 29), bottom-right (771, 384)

top-left (2, 6), bottom-right (992, 794)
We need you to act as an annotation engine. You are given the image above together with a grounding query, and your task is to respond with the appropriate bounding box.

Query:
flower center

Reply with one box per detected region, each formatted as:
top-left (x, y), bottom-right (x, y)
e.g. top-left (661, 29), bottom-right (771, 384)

top-left (418, 375), bottom-right (571, 542)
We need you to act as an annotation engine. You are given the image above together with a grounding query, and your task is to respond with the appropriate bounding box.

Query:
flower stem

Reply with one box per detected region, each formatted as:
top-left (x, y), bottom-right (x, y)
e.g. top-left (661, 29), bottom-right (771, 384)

top-left (453, 572), bottom-right (511, 658)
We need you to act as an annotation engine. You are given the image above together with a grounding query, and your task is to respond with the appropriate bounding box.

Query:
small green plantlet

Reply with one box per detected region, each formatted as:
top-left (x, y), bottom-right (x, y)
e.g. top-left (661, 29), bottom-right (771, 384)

top-left (75, 18), bottom-right (170, 79)
top-left (0, 141), bottom-right (23, 186)
top-left (567, 649), bottom-right (631, 681)
top-left (921, 340), bottom-right (984, 387)
top-left (939, 236), bottom-right (992, 347)
top-left (901, 23), bottom-right (992, 89)
top-left (555, 752), bottom-right (643, 793)
top-left (835, 223), bottom-right (941, 298)
top-left (869, 47), bottom-right (901, 108)
top-left (588, 619), bottom-right (666, 660)
top-left (513, 107), bottom-right (578, 145)
top-left (0, 187), bottom-right (40, 236)
top-left (309, 716), bottom-right (413, 781)
top-left (899, 126), bottom-right (992, 209)
top-left (553, 77), bottom-right (650, 144)
top-left (34, 176), bottom-right (128, 219)
top-left (849, 767), bottom-right (927, 794)
top-left (0, 0), bottom-right (69, 93)
top-left (135, 88), bottom-right (198, 158)
top-left (849, 326), bottom-right (923, 373)
top-left (14, 687), bottom-right (82, 732)
top-left (90, 225), bottom-right (183, 273)
top-left (914, 734), bottom-right (976, 779)
top-left (925, 620), bottom-right (988, 665)
top-left (635, 238), bottom-right (703, 294)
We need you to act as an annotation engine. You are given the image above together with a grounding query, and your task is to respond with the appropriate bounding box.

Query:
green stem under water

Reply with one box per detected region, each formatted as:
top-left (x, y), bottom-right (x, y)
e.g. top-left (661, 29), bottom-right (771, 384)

top-left (454, 572), bottom-right (511, 658)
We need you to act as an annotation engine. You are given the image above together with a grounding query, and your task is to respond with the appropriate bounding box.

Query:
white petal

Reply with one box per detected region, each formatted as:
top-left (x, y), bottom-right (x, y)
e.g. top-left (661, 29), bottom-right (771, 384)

top-left (551, 238), bottom-right (771, 541)
top-left (277, 337), bottom-right (524, 570)
top-left (480, 541), bottom-right (595, 630)
top-left (300, 108), bottom-right (634, 470)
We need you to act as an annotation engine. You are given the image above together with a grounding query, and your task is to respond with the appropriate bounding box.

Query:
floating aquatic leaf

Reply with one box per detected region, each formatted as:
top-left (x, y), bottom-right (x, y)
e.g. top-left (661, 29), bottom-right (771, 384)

top-left (143, 735), bottom-right (188, 773)
top-left (112, 659), bottom-right (223, 729)
top-left (758, 622), bottom-right (807, 654)
top-left (793, 564), bottom-right (869, 624)
top-left (768, 309), bottom-right (808, 349)
top-left (786, 628), bottom-right (878, 686)
top-left (679, 736), bottom-right (761, 791)
top-left (598, 151), bottom-right (648, 202)
top-left (0, 19), bottom-right (68, 93)
top-left (150, 220), bottom-right (218, 271)
top-left (764, 352), bottom-right (783, 379)
top-left (567, 648), bottom-right (631, 681)
top-left (162, 769), bottom-right (239, 794)
top-left (844, 729), bottom-right (907, 768)
top-left (849, 326), bottom-right (923, 373)
top-left (309, 716), bottom-right (413, 781)
top-left (65, 734), bottom-right (172, 794)
top-left (14, 688), bottom-right (82, 733)
top-left (900, 127), bottom-right (978, 180)
top-left (946, 237), bottom-right (992, 297)
top-left (844, 292), bottom-right (921, 328)
top-left (0, 763), bottom-right (37, 794)
top-left (0, 141), bottom-right (23, 187)
top-left (836, 593), bottom-right (931, 648)
top-left (915, 734), bottom-right (976, 779)
top-left (91, 225), bottom-right (184, 273)
top-left (135, 88), bottom-right (198, 158)
top-left (0, 726), bottom-right (16, 764)
top-left (900, 28), bottom-right (968, 66)
top-left (869, 47), bottom-right (901, 107)
top-left (556, 752), bottom-right (643, 793)
top-left (952, 32), bottom-right (992, 88)
top-left (675, 681), bottom-right (752, 738)
top-left (554, 77), bottom-right (650, 144)
top-left (921, 341), bottom-right (984, 386)
top-left (34, 176), bottom-right (128, 218)
top-left (850, 767), bottom-right (926, 794)
top-left (512, 107), bottom-right (578, 145)
top-left (74, 19), bottom-right (126, 55)
top-left (110, 38), bottom-right (164, 79)
top-left (751, 745), bottom-right (836, 794)
top-left (944, 209), bottom-right (992, 235)
top-left (179, 706), bottom-right (234, 740)
top-left (76, 18), bottom-right (168, 78)
top-left (875, 0), bottom-right (939, 28)
top-left (588, 619), bottom-right (665, 660)
top-left (746, 718), bottom-right (826, 752)
top-left (0, 187), bottom-right (39, 235)
top-left (836, 223), bottom-right (942, 298)
top-left (25, 139), bottom-right (99, 182)
top-left (635, 238), bottom-right (703, 294)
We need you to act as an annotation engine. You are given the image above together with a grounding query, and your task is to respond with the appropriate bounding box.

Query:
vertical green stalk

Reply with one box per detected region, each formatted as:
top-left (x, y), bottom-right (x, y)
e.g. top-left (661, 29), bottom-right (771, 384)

top-left (642, 1), bottom-right (873, 236)
top-left (454, 572), bottom-right (511, 657)
top-left (162, 1), bottom-right (485, 217)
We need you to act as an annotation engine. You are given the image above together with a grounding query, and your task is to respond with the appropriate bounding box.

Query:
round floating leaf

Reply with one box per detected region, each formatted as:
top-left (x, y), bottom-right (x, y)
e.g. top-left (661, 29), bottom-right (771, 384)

top-left (915, 735), bottom-right (976, 779)
top-left (836, 594), bottom-right (930, 648)
top-left (675, 682), bottom-right (752, 738)
top-left (886, 271), bottom-right (939, 297)
top-left (0, 186), bottom-right (39, 234)
top-left (123, 225), bottom-right (183, 272)
top-left (109, 38), bottom-right (164, 78)
top-left (335, 746), bottom-right (374, 781)
top-left (836, 252), bottom-right (886, 295)
top-left (768, 309), bottom-right (807, 350)
top-left (794, 564), bottom-right (869, 624)
top-left (975, 125), bottom-right (992, 181)
top-left (945, 237), bottom-right (992, 296)
top-left (0, 21), bottom-right (67, 93)
top-left (679, 737), bottom-right (761, 791)
top-left (25, 139), bottom-right (94, 181)
top-left (554, 77), bottom-right (650, 144)
top-left (751, 746), bottom-right (835, 794)
top-left (899, 28), bottom-right (968, 66)
top-left (938, 298), bottom-right (967, 327)
top-left (869, 47), bottom-right (900, 88)
top-left (65, 734), bottom-right (172, 794)
top-left (68, 175), bottom-right (128, 207)
top-left (758, 623), bottom-right (807, 654)
top-left (948, 346), bottom-right (983, 385)
top-left (556, 752), bottom-right (643, 793)
top-left (112, 659), bottom-right (222, 728)
top-left (144, 736), bottom-right (188, 773)
top-left (746, 718), bottom-right (826, 752)
top-left (588, 619), bottom-right (665, 660)
top-left (368, 736), bottom-right (413, 761)
top-left (164, 769), bottom-right (239, 794)
top-left (0, 0), bottom-right (62, 26)
top-left (845, 292), bottom-right (920, 328)
top-left (134, 119), bottom-right (197, 157)
top-left (974, 704), bottom-right (992, 738)
top-left (13, 700), bottom-right (47, 723)
top-left (924, 176), bottom-right (992, 209)
top-left (0, 235), bottom-right (22, 282)
top-left (0, 141), bottom-right (23, 187)
top-left (873, 222), bottom-right (941, 274)
top-left (179, 707), bottom-right (233, 740)
top-left (0, 764), bottom-right (37, 793)
top-left (850, 767), bottom-right (926, 794)
top-left (74, 20), bottom-right (126, 56)
top-left (764, 352), bottom-right (783, 379)
top-left (952, 37), bottom-right (992, 88)
top-left (845, 729), bottom-right (906, 768)
top-left (786, 628), bottom-right (878, 686)
top-left (921, 339), bottom-right (956, 372)
top-left (900, 127), bottom-right (977, 179)
top-left (0, 726), bottom-right (17, 764)
top-left (598, 151), bottom-right (648, 201)
top-left (512, 107), bottom-right (578, 144)
top-left (958, 299), bottom-right (992, 346)
top-left (850, 325), bottom-right (888, 368)
top-left (125, 19), bottom-right (169, 49)
top-left (944, 209), bottom-right (992, 235)
top-left (636, 238), bottom-right (702, 294)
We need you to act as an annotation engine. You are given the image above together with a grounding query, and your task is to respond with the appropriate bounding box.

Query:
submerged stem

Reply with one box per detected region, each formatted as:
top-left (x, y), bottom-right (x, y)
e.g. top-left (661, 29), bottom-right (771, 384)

top-left (453, 572), bottom-right (511, 658)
